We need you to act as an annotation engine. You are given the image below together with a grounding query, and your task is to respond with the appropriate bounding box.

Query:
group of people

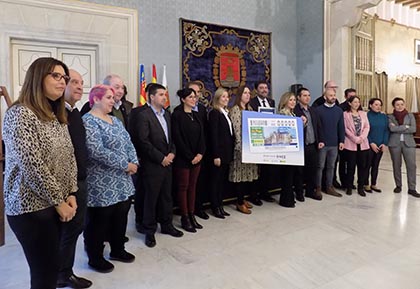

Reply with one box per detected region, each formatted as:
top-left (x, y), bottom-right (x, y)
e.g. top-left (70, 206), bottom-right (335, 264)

top-left (1, 57), bottom-right (418, 289)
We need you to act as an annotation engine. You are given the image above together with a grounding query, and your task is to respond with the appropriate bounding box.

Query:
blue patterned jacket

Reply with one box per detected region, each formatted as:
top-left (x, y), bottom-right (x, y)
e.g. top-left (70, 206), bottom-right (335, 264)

top-left (83, 113), bottom-right (138, 207)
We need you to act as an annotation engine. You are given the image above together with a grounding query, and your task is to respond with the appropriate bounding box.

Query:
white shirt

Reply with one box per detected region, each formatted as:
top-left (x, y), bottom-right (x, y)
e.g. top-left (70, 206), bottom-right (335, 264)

top-left (221, 108), bottom-right (233, 136)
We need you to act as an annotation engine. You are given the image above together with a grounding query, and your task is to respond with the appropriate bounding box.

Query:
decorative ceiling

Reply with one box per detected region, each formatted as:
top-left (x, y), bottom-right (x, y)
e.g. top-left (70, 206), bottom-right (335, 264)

top-left (394, 0), bottom-right (420, 11)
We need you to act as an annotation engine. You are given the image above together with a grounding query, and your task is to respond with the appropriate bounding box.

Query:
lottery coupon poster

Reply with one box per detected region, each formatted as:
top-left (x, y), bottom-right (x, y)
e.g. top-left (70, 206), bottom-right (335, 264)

top-left (242, 111), bottom-right (304, 165)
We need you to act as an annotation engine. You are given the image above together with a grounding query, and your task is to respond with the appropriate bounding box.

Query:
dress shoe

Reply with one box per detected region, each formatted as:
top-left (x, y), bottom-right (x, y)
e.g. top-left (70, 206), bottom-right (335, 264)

top-left (408, 189), bottom-right (420, 198)
top-left (219, 206), bottom-right (230, 216)
top-left (306, 187), bottom-right (322, 200)
top-left (88, 257), bottom-right (114, 273)
top-left (295, 194), bottom-right (305, 202)
top-left (236, 203), bottom-right (252, 214)
top-left (124, 236), bottom-right (129, 242)
top-left (364, 185), bottom-right (372, 193)
top-left (189, 213), bottom-right (203, 229)
top-left (357, 187), bottom-right (366, 197)
top-left (333, 179), bottom-right (342, 189)
top-left (181, 215), bottom-right (196, 233)
top-left (249, 197), bottom-right (263, 206)
top-left (325, 186), bottom-right (342, 197)
top-left (145, 234), bottom-right (156, 248)
top-left (57, 274), bottom-right (92, 288)
top-left (261, 194), bottom-right (275, 202)
top-left (352, 184), bottom-right (357, 190)
top-left (195, 210), bottom-right (209, 220)
top-left (346, 188), bottom-right (352, 195)
top-left (371, 185), bottom-right (382, 193)
top-left (393, 186), bottom-right (402, 193)
top-left (110, 250), bottom-right (135, 263)
top-left (161, 225), bottom-right (184, 237)
top-left (244, 200), bottom-right (253, 209)
top-left (211, 207), bottom-right (225, 219)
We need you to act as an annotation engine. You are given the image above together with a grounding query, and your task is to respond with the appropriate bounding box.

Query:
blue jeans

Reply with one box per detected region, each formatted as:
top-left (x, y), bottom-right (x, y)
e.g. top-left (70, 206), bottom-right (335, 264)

top-left (316, 146), bottom-right (338, 188)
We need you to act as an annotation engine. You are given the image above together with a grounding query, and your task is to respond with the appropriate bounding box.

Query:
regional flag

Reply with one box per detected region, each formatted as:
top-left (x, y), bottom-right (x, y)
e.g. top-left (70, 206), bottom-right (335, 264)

top-left (139, 64), bottom-right (147, 106)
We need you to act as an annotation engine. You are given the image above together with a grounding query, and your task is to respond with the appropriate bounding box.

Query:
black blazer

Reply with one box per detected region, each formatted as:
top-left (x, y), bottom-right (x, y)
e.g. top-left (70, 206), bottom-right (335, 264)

top-left (128, 105), bottom-right (176, 170)
top-left (249, 96), bottom-right (275, 112)
top-left (171, 107), bottom-right (205, 168)
top-left (293, 103), bottom-right (321, 145)
top-left (208, 109), bottom-right (234, 164)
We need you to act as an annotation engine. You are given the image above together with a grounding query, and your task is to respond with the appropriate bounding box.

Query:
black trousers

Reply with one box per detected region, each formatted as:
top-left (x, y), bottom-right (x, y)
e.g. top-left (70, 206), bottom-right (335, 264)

top-left (366, 149), bottom-right (383, 186)
top-left (84, 199), bottom-right (131, 261)
top-left (210, 163), bottom-right (229, 208)
top-left (344, 147), bottom-right (369, 189)
top-left (134, 169), bottom-right (145, 225)
top-left (58, 180), bottom-right (87, 280)
top-left (296, 143), bottom-right (318, 195)
top-left (280, 165), bottom-right (297, 206)
top-left (8, 207), bottom-right (61, 289)
top-left (142, 166), bottom-right (173, 234)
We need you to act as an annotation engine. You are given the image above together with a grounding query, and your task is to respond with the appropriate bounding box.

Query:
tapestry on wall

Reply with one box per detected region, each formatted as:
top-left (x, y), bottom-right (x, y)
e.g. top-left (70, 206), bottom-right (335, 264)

top-left (180, 18), bottom-right (271, 107)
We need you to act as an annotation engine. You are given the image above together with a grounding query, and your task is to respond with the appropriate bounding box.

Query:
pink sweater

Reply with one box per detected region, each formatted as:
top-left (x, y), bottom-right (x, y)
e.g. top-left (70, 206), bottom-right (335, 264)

top-left (343, 110), bottom-right (370, 151)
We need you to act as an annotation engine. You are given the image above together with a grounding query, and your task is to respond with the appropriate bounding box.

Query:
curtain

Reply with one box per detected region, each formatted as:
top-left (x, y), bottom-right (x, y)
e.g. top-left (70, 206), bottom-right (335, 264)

top-left (414, 77), bottom-right (420, 113)
top-left (406, 78), bottom-right (414, 112)
top-left (374, 72), bottom-right (388, 112)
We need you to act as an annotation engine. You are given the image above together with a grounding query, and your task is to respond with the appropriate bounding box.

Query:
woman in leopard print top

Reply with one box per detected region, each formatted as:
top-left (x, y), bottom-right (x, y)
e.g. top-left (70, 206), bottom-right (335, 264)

top-left (2, 57), bottom-right (77, 289)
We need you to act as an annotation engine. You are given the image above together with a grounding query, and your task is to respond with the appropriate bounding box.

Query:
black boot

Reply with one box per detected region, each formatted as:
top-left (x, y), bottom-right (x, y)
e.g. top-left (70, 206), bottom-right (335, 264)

top-left (212, 207), bottom-right (225, 219)
top-left (189, 213), bottom-right (203, 229)
top-left (181, 215), bottom-right (196, 233)
top-left (219, 206), bottom-right (230, 216)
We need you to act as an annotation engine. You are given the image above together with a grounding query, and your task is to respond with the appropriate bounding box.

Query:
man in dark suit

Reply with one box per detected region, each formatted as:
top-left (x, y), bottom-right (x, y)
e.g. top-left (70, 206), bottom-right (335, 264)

top-left (294, 87), bottom-right (322, 201)
top-left (249, 80), bottom-right (276, 204)
top-left (249, 80), bottom-right (275, 111)
top-left (129, 83), bottom-right (183, 248)
top-left (58, 69), bottom-right (92, 288)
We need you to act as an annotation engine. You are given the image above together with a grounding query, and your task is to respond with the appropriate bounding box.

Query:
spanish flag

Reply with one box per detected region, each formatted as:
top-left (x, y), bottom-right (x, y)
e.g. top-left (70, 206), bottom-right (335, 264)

top-left (139, 64), bottom-right (147, 106)
top-left (151, 64), bottom-right (157, 83)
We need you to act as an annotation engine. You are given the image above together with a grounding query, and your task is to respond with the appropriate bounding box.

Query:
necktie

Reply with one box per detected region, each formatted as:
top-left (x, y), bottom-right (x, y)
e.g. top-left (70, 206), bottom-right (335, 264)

top-left (262, 99), bottom-right (267, 107)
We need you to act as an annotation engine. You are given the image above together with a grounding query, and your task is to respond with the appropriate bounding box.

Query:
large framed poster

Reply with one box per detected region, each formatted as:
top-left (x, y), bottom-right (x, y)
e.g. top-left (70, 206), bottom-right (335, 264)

top-left (242, 111), bottom-right (304, 165)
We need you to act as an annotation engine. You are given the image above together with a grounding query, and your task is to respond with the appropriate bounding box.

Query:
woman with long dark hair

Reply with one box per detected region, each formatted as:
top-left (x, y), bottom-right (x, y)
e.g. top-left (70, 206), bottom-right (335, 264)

top-left (228, 86), bottom-right (259, 214)
top-left (3, 57), bottom-right (78, 289)
top-left (343, 95), bottom-right (370, 196)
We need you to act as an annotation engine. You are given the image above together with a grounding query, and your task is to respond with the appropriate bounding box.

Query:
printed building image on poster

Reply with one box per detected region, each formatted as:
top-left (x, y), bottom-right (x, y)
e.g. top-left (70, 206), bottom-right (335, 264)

top-left (242, 111), bottom-right (304, 165)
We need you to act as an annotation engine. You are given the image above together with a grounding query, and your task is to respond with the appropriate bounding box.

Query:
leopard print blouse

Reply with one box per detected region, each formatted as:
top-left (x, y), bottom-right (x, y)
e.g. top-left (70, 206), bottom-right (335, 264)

top-left (3, 105), bottom-right (78, 216)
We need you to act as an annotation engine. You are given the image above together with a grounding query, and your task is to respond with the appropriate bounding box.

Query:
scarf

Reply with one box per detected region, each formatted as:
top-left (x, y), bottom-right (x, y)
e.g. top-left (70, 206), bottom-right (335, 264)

top-left (393, 109), bottom-right (408, 125)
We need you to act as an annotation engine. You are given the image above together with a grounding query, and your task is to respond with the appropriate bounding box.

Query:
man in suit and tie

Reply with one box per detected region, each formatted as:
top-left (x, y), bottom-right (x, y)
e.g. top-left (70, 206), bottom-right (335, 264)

top-left (249, 80), bottom-right (275, 111)
top-left (129, 83), bottom-right (183, 248)
top-left (249, 80), bottom-right (276, 204)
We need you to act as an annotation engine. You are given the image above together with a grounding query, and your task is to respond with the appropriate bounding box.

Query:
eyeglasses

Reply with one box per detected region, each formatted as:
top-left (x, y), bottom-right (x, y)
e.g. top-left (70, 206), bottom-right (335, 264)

top-left (48, 72), bottom-right (70, 84)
